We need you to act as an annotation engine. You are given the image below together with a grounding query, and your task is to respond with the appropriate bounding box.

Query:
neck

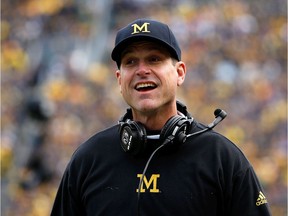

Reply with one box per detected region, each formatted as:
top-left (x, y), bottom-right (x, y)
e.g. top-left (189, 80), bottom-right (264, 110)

top-left (132, 104), bottom-right (178, 130)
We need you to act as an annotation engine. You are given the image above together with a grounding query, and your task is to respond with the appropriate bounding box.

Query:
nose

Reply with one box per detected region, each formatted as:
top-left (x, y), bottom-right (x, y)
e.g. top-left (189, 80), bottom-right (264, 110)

top-left (136, 61), bottom-right (151, 76)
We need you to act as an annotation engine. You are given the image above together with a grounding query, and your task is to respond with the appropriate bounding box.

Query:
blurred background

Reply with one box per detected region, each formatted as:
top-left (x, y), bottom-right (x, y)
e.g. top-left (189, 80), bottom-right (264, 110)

top-left (1, 0), bottom-right (287, 215)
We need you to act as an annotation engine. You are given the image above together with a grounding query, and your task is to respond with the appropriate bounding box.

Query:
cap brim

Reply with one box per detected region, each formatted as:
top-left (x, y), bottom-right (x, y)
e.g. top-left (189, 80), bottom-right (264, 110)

top-left (111, 35), bottom-right (180, 66)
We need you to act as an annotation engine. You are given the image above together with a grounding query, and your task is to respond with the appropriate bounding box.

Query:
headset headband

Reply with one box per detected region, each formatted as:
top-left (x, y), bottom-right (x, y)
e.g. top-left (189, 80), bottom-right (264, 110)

top-left (119, 100), bottom-right (193, 123)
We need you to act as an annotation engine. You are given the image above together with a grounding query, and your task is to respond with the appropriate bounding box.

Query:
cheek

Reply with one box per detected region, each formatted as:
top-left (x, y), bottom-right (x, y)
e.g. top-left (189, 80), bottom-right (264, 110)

top-left (119, 75), bottom-right (131, 94)
top-left (117, 71), bottom-right (131, 94)
top-left (117, 77), bottom-right (122, 93)
top-left (167, 71), bottom-right (180, 87)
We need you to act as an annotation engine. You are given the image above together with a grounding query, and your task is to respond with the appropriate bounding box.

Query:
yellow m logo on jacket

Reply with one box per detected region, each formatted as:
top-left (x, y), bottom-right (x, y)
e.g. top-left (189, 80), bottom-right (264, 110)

top-left (136, 174), bottom-right (160, 193)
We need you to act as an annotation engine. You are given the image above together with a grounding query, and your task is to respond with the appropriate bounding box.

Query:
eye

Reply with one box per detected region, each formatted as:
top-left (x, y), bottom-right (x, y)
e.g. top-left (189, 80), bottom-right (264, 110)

top-left (123, 58), bottom-right (137, 66)
top-left (148, 56), bottom-right (161, 63)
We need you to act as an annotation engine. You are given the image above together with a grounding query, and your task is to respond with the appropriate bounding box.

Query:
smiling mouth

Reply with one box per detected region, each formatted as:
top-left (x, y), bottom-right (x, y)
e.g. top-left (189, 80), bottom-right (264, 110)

top-left (135, 82), bottom-right (157, 91)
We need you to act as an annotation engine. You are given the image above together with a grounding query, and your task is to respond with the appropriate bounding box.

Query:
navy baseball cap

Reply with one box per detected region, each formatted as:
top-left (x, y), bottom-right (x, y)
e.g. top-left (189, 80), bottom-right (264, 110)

top-left (111, 18), bottom-right (181, 68)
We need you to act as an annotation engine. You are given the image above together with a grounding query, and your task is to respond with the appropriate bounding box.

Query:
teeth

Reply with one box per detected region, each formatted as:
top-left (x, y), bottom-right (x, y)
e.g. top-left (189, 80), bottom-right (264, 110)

top-left (136, 83), bottom-right (156, 90)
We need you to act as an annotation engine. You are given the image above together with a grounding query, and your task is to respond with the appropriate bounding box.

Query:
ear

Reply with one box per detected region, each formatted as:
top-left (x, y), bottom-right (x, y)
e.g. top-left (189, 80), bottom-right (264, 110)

top-left (115, 69), bottom-right (122, 92)
top-left (176, 61), bottom-right (186, 86)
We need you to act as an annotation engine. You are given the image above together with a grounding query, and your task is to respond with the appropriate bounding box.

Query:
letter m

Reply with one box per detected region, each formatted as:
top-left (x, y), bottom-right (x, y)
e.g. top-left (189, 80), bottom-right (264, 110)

top-left (131, 22), bottom-right (150, 35)
top-left (136, 174), bottom-right (160, 193)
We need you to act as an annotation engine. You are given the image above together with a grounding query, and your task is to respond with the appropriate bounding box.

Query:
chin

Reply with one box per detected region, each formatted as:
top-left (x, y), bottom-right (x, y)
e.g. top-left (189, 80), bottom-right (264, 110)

top-left (131, 100), bottom-right (159, 112)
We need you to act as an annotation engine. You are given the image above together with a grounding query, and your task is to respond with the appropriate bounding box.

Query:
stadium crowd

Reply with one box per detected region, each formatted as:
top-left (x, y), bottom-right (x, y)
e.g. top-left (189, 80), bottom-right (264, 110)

top-left (1, 0), bottom-right (287, 215)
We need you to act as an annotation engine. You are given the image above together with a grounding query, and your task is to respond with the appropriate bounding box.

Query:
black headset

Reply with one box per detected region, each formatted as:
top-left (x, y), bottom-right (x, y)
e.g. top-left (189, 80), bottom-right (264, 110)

top-left (118, 101), bottom-right (194, 156)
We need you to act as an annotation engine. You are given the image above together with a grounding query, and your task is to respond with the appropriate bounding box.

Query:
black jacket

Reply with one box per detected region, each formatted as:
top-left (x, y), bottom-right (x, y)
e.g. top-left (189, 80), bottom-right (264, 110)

top-left (51, 121), bottom-right (271, 216)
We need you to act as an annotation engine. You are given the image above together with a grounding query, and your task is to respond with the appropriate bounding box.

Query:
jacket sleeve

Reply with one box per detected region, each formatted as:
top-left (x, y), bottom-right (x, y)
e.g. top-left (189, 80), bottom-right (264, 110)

top-left (50, 163), bottom-right (83, 216)
top-left (228, 165), bottom-right (272, 216)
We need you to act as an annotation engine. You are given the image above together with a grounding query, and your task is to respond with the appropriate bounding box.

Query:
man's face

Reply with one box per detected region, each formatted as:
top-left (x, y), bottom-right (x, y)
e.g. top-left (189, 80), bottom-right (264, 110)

top-left (115, 41), bottom-right (186, 117)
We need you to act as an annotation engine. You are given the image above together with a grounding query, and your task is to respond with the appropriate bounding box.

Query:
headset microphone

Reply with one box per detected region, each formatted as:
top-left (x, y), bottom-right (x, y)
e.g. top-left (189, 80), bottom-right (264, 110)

top-left (207, 109), bottom-right (227, 129)
top-left (186, 109), bottom-right (227, 138)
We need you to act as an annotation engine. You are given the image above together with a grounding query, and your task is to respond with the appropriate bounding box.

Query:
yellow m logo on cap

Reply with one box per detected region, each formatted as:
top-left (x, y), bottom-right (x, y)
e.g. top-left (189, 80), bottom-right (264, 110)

top-left (131, 22), bottom-right (150, 35)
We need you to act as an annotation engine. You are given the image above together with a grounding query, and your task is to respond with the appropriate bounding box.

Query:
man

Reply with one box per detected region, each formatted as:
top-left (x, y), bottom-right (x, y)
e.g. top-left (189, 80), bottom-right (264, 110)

top-left (51, 18), bottom-right (271, 216)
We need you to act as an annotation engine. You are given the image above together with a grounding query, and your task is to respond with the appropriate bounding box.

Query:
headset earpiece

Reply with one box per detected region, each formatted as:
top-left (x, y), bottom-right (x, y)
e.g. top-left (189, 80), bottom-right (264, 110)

top-left (119, 120), bottom-right (147, 155)
top-left (160, 116), bottom-right (191, 146)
